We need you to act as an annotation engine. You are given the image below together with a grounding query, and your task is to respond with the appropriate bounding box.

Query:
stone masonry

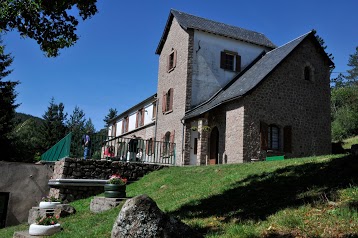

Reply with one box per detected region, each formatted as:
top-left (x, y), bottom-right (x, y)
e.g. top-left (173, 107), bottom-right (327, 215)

top-left (49, 158), bottom-right (166, 202)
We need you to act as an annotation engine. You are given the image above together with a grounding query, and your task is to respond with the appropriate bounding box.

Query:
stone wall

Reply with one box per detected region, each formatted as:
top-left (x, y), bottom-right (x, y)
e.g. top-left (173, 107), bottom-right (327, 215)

top-left (242, 37), bottom-right (331, 161)
top-left (50, 158), bottom-right (166, 202)
top-left (156, 17), bottom-right (191, 166)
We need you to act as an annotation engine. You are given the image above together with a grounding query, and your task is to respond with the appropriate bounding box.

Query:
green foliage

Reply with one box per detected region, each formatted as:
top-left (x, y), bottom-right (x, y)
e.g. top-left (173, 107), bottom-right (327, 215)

top-left (103, 108), bottom-right (118, 127)
top-left (84, 118), bottom-right (95, 134)
top-left (331, 84), bottom-right (358, 141)
top-left (40, 97), bottom-right (68, 151)
top-left (0, 0), bottom-right (98, 57)
top-left (0, 41), bottom-right (19, 161)
top-left (13, 118), bottom-right (44, 162)
top-left (346, 46), bottom-right (358, 83)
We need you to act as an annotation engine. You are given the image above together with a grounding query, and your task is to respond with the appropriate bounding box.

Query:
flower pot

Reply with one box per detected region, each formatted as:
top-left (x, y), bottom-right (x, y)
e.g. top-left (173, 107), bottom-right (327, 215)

top-left (29, 223), bottom-right (61, 236)
top-left (39, 202), bottom-right (61, 209)
top-left (104, 184), bottom-right (126, 198)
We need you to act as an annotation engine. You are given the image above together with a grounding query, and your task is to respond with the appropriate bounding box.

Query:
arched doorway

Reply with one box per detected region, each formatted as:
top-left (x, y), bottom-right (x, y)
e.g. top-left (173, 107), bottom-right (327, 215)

top-left (209, 127), bottom-right (219, 164)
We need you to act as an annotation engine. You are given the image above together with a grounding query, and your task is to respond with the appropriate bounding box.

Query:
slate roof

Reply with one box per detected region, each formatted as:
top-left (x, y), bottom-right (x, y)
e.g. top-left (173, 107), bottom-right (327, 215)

top-left (156, 9), bottom-right (276, 54)
top-left (183, 32), bottom-right (322, 120)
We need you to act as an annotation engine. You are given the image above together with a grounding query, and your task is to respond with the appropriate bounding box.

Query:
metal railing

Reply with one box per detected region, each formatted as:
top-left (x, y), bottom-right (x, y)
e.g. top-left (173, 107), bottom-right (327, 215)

top-left (41, 133), bottom-right (176, 165)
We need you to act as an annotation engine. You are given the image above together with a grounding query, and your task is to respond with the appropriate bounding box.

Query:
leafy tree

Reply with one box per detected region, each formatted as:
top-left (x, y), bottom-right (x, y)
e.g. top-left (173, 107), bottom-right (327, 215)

top-left (40, 97), bottom-right (67, 150)
top-left (346, 46), bottom-right (358, 84)
top-left (0, 42), bottom-right (19, 161)
top-left (103, 108), bottom-right (117, 127)
top-left (0, 0), bottom-right (98, 57)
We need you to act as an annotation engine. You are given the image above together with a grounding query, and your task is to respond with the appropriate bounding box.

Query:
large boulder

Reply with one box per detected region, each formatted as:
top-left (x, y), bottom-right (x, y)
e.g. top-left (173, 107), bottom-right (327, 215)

top-left (111, 194), bottom-right (202, 238)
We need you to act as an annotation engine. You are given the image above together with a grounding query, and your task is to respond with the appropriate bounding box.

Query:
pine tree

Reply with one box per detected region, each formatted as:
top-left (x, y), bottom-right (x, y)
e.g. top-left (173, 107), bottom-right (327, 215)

top-left (40, 98), bottom-right (67, 150)
top-left (0, 42), bottom-right (19, 161)
top-left (103, 108), bottom-right (118, 127)
top-left (346, 46), bottom-right (358, 83)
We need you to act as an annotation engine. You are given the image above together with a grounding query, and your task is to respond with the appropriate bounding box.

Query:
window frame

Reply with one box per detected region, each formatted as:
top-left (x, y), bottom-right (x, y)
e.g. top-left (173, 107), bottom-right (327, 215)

top-left (162, 88), bottom-right (174, 114)
top-left (135, 108), bottom-right (145, 128)
top-left (167, 49), bottom-right (177, 73)
top-left (220, 50), bottom-right (241, 72)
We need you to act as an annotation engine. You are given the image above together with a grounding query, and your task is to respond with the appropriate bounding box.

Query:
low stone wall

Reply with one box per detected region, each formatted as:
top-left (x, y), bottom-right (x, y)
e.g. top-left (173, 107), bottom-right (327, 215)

top-left (50, 158), bottom-right (166, 202)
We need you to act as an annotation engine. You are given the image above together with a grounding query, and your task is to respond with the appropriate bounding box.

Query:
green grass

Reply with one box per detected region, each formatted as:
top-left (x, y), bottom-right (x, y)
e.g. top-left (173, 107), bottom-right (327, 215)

top-left (342, 135), bottom-right (358, 149)
top-left (1, 154), bottom-right (357, 237)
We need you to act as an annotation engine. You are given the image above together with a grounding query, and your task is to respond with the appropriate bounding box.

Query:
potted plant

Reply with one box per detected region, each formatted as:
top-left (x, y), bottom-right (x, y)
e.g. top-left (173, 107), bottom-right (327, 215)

top-left (39, 196), bottom-right (61, 209)
top-left (202, 125), bottom-right (212, 132)
top-left (29, 215), bottom-right (61, 236)
top-left (104, 174), bottom-right (127, 198)
top-left (190, 126), bottom-right (198, 131)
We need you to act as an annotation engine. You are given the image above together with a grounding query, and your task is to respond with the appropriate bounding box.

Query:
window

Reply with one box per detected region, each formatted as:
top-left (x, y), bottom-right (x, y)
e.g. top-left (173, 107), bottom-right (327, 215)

top-left (268, 125), bottom-right (280, 150)
top-left (136, 108), bottom-right (144, 128)
top-left (146, 138), bottom-right (155, 155)
top-left (193, 138), bottom-right (198, 155)
top-left (304, 66), bottom-right (312, 81)
top-left (220, 51), bottom-right (241, 72)
top-left (167, 49), bottom-right (177, 72)
top-left (162, 88), bottom-right (174, 113)
top-left (152, 102), bottom-right (157, 119)
top-left (111, 123), bottom-right (116, 137)
top-left (261, 122), bottom-right (292, 153)
top-left (162, 131), bottom-right (175, 156)
top-left (122, 117), bottom-right (129, 133)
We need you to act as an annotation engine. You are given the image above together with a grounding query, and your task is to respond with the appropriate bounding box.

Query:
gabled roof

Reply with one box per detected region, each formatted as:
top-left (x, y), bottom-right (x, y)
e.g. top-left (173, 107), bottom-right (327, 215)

top-left (183, 31), bottom-right (333, 120)
top-left (156, 9), bottom-right (276, 55)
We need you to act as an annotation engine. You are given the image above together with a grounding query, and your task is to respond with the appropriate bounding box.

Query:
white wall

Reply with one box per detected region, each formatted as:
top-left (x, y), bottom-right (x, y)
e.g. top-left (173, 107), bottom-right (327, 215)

top-left (192, 30), bottom-right (270, 106)
top-left (116, 121), bottom-right (122, 136)
top-left (128, 113), bottom-right (137, 132)
top-left (144, 104), bottom-right (154, 125)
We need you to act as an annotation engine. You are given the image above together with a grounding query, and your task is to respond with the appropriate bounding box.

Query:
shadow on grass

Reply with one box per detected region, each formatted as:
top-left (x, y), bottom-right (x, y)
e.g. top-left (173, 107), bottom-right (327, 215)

top-left (172, 155), bottom-right (357, 223)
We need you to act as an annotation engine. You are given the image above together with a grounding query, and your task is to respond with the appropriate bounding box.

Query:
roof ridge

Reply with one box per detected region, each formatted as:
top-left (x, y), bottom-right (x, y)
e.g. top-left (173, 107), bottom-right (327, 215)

top-left (266, 31), bottom-right (312, 55)
top-left (170, 9), bottom-right (268, 38)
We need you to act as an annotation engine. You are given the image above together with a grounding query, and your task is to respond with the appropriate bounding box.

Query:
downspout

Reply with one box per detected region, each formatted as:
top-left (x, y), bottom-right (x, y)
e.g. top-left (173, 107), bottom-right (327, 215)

top-left (180, 118), bottom-right (186, 166)
top-left (154, 97), bottom-right (159, 142)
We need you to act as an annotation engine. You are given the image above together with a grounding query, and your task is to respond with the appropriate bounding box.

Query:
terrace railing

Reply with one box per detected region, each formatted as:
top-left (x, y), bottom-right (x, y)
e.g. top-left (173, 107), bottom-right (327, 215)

top-left (41, 133), bottom-right (176, 165)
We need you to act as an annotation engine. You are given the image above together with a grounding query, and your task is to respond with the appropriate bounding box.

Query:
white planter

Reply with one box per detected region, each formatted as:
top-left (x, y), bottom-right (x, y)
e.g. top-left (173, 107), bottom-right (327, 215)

top-left (29, 223), bottom-right (61, 236)
top-left (39, 201), bottom-right (61, 209)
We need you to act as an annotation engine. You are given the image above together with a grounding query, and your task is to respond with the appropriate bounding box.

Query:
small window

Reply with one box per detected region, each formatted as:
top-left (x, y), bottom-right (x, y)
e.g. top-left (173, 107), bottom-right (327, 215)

top-left (136, 108), bottom-right (144, 128)
top-left (122, 117), bottom-right (129, 133)
top-left (220, 51), bottom-right (241, 72)
top-left (268, 125), bottom-right (280, 150)
top-left (193, 138), bottom-right (198, 155)
top-left (304, 66), bottom-right (311, 81)
top-left (111, 123), bottom-right (116, 137)
top-left (162, 88), bottom-right (174, 113)
top-left (167, 49), bottom-right (177, 72)
top-left (152, 102), bottom-right (157, 119)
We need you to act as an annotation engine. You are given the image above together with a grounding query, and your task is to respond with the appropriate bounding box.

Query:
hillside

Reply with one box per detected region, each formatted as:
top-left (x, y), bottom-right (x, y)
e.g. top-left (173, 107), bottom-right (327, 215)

top-left (1, 154), bottom-right (357, 237)
top-left (14, 112), bottom-right (43, 125)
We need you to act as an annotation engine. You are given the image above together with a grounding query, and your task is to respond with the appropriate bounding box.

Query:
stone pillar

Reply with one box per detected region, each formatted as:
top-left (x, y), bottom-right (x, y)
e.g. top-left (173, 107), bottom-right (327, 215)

top-left (183, 122), bottom-right (192, 165)
top-left (197, 118), bottom-right (209, 165)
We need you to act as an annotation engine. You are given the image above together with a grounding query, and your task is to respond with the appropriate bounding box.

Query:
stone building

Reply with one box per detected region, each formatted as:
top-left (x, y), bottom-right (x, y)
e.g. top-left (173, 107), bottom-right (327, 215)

top-left (107, 9), bottom-right (333, 166)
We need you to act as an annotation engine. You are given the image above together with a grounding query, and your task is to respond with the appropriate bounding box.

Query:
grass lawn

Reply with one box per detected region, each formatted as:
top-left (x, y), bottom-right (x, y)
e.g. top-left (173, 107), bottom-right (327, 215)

top-left (342, 135), bottom-right (358, 149)
top-left (1, 154), bottom-right (357, 237)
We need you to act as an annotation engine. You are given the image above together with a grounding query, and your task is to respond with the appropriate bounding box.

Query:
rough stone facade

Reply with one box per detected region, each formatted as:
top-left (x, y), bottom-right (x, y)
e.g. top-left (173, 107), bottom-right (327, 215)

top-left (242, 38), bottom-right (331, 161)
top-left (156, 18), bottom-right (191, 166)
top-left (49, 158), bottom-right (166, 202)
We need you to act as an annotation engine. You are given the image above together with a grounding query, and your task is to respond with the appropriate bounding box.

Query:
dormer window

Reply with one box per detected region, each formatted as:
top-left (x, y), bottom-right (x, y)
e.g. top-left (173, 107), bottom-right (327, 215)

top-left (220, 51), bottom-right (241, 72)
top-left (167, 49), bottom-right (177, 72)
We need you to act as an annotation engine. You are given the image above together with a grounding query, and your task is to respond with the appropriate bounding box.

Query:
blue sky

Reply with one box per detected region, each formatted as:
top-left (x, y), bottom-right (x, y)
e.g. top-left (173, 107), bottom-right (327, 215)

top-left (4, 0), bottom-right (358, 131)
